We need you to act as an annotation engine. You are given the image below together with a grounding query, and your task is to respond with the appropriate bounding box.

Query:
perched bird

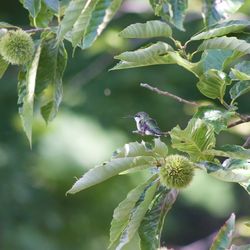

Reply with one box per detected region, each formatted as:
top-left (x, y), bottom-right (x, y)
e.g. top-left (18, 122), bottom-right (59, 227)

top-left (133, 111), bottom-right (167, 137)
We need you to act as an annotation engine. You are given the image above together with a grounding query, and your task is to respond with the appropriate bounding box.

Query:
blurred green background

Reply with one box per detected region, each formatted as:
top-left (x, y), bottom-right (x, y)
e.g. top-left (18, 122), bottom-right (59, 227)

top-left (1, 1), bottom-right (250, 250)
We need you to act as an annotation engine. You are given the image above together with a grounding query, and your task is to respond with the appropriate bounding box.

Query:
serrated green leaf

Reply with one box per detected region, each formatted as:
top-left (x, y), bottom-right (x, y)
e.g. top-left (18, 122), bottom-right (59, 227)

top-left (75, 0), bottom-right (122, 49)
top-left (119, 20), bottom-right (172, 39)
top-left (191, 20), bottom-right (250, 41)
top-left (112, 139), bottom-right (167, 159)
top-left (23, 0), bottom-right (42, 18)
top-left (230, 61), bottom-right (250, 81)
top-left (114, 179), bottom-right (159, 250)
top-left (150, 0), bottom-right (188, 31)
top-left (111, 43), bottom-right (198, 75)
top-left (57, 0), bottom-right (88, 42)
top-left (205, 145), bottom-right (250, 160)
top-left (139, 188), bottom-right (178, 250)
top-left (67, 154), bottom-right (158, 194)
top-left (18, 45), bottom-right (42, 146)
top-left (197, 69), bottom-right (230, 101)
top-left (0, 55), bottom-right (9, 79)
top-left (203, 0), bottom-right (244, 27)
top-left (200, 49), bottom-right (233, 72)
top-left (210, 213), bottom-right (235, 250)
top-left (194, 106), bottom-right (235, 134)
top-left (170, 118), bottom-right (216, 161)
top-left (198, 36), bottom-right (250, 55)
top-left (230, 81), bottom-right (250, 101)
top-left (109, 175), bottom-right (157, 248)
top-left (43, 0), bottom-right (59, 13)
top-left (201, 159), bottom-right (250, 183)
top-left (35, 34), bottom-right (67, 123)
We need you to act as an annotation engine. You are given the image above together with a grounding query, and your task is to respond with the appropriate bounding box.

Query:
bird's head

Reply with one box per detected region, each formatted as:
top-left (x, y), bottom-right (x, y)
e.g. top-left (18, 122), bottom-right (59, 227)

top-left (134, 111), bottom-right (149, 122)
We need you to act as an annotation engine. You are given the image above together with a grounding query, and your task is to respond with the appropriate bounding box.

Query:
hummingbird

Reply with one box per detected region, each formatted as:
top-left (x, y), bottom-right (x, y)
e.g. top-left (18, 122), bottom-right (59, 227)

top-left (132, 111), bottom-right (167, 137)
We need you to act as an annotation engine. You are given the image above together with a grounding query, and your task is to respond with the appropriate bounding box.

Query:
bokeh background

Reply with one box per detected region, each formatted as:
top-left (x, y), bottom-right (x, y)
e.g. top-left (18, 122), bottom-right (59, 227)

top-left (1, 1), bottom-right (250, 249)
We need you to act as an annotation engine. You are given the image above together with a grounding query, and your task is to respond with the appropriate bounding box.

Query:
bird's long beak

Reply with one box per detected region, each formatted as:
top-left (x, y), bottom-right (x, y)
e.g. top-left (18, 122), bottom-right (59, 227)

top-left (122, 115), bottom-right (134, 119)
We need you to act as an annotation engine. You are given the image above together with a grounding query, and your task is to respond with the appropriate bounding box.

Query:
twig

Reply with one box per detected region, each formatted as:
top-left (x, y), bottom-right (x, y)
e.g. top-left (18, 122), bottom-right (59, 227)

top-left (25, 28), bottom-right (48, 33)
top-left (227, 115), bottom-right (250, 128)
top-left (140, 83), bottom-right (199, 106)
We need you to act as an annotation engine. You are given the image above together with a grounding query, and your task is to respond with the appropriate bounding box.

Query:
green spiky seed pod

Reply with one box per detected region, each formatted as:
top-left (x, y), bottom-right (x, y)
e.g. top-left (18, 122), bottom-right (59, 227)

top-left (0, 29), bottom-right (34, 65)
top-left (159, 155), bottom-right (194, 189)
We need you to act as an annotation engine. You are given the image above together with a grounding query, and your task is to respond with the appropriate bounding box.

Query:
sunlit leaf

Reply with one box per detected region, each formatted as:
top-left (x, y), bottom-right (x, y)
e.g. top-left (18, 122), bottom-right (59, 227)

top-left (210, 213), bottom-right (235, 250)
top-left (111, 42), bottom-right (198, 75)
top-left (230, 61), bottom-right (250, 81)
top-left (109, 175), bottom-right (157, 248)
top-left (57, 0), bottom-right (88, 42)
top-left (197, 69), bottom-right (231, 101)
top-left (18, 45), bottom-right (42, 146)
top-left (150, 0), bottom-right (188, 31)
top-left (191, 20), bottom-right (250, 41)
top-left (194, 106), bottom-right (235, 134)
top-left (200, 159), bottom-right (250, 183)
top-left (203, 0), bottom-right (244, 26)
top-left (139, 187), bottom-right (178, 250)
top-left (114, 179), bottom-right (159, 250)
top-left (170, 118), bottom-right (216, 161)
top-left (67, 156), bottom-right (157, 194)
top-left (205, 145), bottom-right (250, 160)
top-left (119, 20), bottom-right (172, 39)
top-left (112, 139), bottom-right (167, 159)
top-left (198, 37), bottom-right (250, 55)
top-left (74, 0), bottom-right (123, 49)
top-left (0, 55), bottom-right (9, 79)
top-left (230, 81), bottom-right (250, 101)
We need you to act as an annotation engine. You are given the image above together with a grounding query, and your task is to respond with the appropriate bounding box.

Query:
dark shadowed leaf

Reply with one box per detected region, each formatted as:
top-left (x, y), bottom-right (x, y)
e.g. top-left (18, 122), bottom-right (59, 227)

top-left (36, 34), bottom-right (67, 122)
top-left (43, 0), bottom-right (59, 13)
top-left (170, 118), bottom-right (216, 161)
top-left (210, 213), bottom-right (235, 250)
top-left (200, 49), bottom-right (233, 72)
top-left (139, 187), bottom-right (178, 250)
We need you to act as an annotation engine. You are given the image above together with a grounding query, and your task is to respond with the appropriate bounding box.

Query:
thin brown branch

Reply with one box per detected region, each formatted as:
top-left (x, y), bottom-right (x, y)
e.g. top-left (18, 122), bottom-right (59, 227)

top-left (227, 115), bottom-right (250, 128)
top-left (25, 27), bottom-right (48, 33)
top-left (140, 83), bottom-right (199, 106)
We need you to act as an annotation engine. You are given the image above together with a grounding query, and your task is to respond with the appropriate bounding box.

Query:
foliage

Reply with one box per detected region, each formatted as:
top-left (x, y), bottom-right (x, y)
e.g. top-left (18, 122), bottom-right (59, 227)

top-left (1, 0), bottom-right (250, 249)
